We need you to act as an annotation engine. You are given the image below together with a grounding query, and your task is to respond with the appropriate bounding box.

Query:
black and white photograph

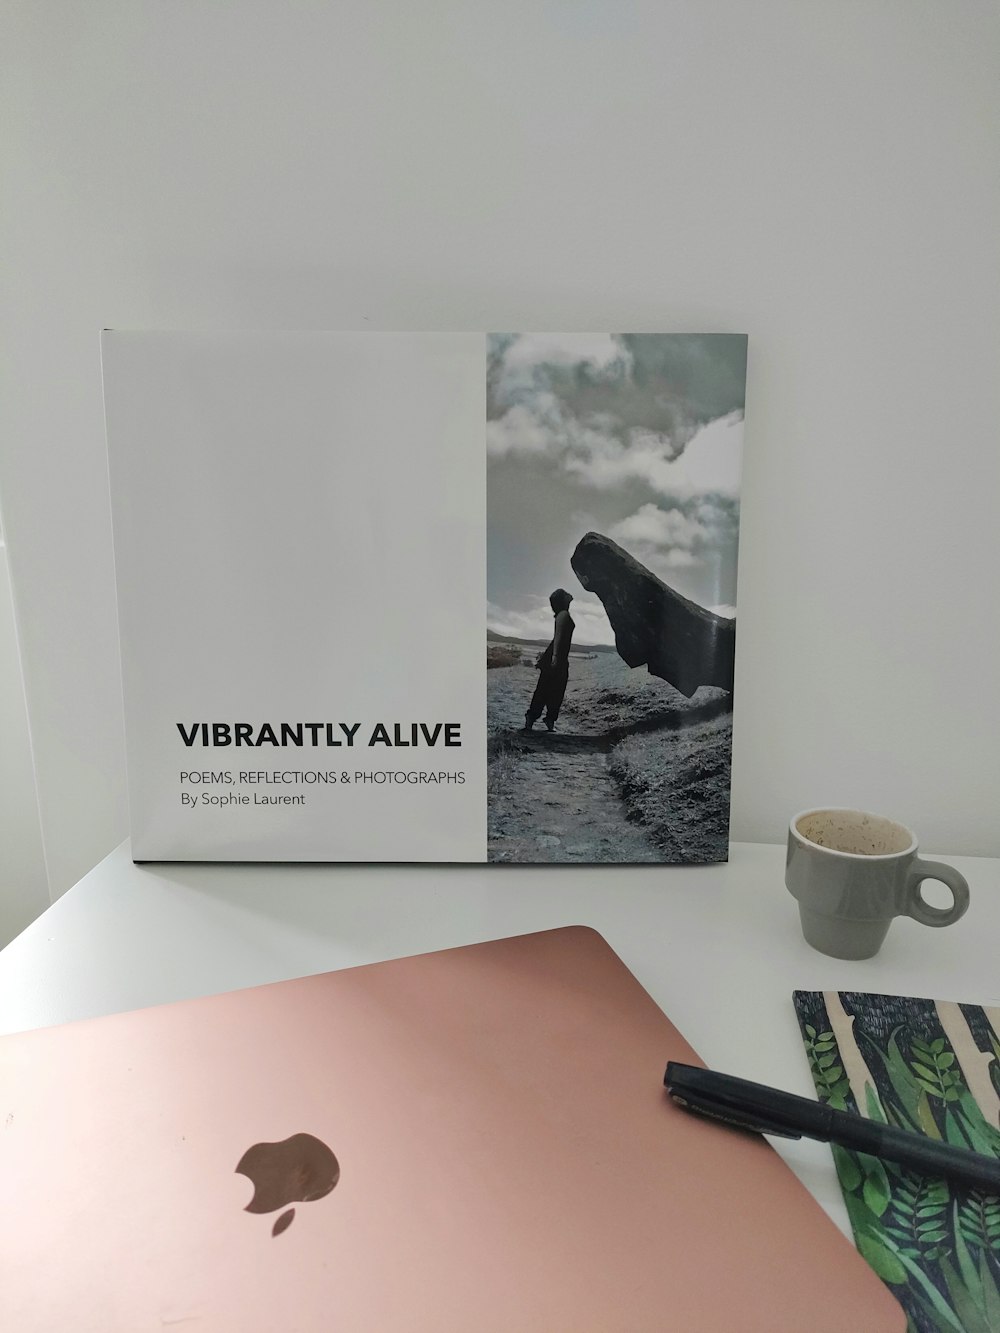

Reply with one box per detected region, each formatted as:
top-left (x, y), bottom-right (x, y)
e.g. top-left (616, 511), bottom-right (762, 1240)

top-left (487, 333), bottom-right (747, 863)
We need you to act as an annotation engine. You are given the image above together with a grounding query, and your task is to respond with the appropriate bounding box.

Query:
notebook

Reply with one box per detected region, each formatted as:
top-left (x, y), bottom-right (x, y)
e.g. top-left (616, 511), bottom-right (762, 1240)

top-left (0, 928), bottom-right (902, 1330)
top-left (795, 990), bottom-right (1000, 1333)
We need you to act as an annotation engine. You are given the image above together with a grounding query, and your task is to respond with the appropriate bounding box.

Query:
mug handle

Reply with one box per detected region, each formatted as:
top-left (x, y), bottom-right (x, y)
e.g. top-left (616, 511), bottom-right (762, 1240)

top-left (905, 858), bottom-right (970, 927)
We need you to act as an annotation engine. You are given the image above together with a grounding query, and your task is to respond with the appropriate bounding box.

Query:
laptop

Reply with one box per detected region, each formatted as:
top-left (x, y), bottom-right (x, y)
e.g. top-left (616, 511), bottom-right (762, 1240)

top-left (0, 926), bottom-right (902, 1330)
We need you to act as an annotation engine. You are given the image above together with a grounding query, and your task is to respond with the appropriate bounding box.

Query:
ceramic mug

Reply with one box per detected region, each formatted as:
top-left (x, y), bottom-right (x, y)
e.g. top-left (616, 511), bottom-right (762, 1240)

top-left (785, 808), bottom-right (970, 960)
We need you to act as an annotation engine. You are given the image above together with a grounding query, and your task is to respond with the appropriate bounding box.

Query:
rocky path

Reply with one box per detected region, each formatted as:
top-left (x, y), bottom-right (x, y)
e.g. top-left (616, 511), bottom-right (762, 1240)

top-left (487, 732), bottom-right (661, 863)
top-left (486, 656), bottom-right (733, 864)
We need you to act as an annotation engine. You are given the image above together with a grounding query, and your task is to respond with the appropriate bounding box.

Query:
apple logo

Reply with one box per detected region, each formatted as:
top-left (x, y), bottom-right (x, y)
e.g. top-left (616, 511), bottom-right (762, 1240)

top-left (236, 1133), bottom-right (340, 1237)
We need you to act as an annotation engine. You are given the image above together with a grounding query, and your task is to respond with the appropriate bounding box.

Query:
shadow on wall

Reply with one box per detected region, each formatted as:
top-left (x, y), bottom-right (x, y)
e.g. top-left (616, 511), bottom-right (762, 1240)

top-left (0, 543), bottom-right (49, 945)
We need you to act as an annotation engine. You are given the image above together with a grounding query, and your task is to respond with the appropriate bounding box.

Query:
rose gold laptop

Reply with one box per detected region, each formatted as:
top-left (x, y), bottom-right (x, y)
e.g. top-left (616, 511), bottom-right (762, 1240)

top-left (0, 926), bottom-right (902, 1331)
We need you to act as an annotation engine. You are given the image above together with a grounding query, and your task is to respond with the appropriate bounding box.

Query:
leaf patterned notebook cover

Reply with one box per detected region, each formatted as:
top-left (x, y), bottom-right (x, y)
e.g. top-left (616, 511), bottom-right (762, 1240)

top-left (793, 991), bottom-right (1000, 1333)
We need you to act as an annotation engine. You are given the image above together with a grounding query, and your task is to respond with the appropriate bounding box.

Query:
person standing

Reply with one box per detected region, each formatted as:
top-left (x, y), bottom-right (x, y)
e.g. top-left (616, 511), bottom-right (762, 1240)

top-left (524, 588), bottom-right (575, 732)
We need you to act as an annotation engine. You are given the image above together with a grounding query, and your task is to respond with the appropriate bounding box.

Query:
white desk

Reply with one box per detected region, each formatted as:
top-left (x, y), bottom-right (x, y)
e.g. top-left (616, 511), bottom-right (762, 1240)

top-left (1, 840), bottom-right (996, 1238)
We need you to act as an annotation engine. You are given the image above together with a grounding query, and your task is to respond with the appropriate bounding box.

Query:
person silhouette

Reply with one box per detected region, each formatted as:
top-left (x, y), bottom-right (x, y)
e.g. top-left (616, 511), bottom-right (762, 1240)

top-left (524, 589), bottom-right (575, 732)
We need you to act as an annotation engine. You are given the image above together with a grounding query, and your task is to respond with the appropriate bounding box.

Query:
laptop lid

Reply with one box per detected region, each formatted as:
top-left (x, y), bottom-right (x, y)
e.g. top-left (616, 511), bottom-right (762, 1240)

top-left (0, 926), bottom-right (903, 1330)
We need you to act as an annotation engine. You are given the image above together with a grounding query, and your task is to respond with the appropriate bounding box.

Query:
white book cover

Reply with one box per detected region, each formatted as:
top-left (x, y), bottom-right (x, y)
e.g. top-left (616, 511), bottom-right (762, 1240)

top-left (103, 332), bottom-right (746, 865)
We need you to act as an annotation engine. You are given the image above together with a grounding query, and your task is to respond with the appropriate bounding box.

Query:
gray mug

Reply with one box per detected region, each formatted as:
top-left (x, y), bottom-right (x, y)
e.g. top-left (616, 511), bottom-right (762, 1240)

top-left (785, 808), bottom-right (970, 960)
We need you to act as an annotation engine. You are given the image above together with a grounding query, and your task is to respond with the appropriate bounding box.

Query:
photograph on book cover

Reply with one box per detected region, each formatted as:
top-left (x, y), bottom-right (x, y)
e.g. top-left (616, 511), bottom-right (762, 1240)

top-left (487, 334), bottom-right (747, 863)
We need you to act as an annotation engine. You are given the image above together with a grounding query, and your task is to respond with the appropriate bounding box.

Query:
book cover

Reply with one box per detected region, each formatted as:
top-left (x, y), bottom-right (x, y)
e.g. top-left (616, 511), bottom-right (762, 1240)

top-left (103, 332), bottom-right (746, 863)
top-left (794, 990), bottom-right (1000, 1333)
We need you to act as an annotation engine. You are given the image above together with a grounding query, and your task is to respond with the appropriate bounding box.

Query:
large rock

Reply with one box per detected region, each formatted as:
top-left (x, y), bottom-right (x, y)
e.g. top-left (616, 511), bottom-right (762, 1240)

top-left (571, 532), bottom-right (735, 696)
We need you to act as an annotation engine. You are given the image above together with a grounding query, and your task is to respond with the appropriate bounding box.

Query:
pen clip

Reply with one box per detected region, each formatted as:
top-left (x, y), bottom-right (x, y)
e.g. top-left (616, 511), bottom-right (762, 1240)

top-left (664, 1062), bottom-right (806, 1140)
top-left (666, 1087), bottom-right (805, 1140)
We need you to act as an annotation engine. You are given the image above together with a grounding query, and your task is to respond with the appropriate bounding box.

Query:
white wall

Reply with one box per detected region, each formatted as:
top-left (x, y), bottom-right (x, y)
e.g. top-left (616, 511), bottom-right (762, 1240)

top-left (0, 535), bottom-right (49, 944)
top-left (2, 1), bottom-right (998, 902)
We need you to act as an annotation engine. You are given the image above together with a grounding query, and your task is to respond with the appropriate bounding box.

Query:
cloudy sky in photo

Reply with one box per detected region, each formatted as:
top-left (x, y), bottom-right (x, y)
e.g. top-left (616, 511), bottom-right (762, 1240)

top-left (487, 333), bottom-right (747, 646)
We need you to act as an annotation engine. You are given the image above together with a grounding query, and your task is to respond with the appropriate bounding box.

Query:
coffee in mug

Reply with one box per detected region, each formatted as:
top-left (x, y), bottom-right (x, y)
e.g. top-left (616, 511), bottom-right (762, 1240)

top-left (785, 808), bottom-right (969, 960)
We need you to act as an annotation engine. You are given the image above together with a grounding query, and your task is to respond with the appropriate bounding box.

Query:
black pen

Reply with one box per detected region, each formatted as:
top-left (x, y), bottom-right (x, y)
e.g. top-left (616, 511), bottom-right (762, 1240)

top-left (664, 1062), bottom-right (1000, 1194)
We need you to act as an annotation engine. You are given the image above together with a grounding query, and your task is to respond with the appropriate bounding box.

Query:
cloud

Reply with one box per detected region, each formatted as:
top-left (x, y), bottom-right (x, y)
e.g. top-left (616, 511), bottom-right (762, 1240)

top-left (663, 548), bottom-right (698, 568)
top-left (487, 334), bottom-right (745, 503)
top-left (486, 392), bottom-right (614, 460)
top-left (608, 503), bottom-right (707, 550)
top-left (502, 333), bottom-right (629, 375)
top-left (486, 402), bottom-right (555, 457)
top-left (561, 412), bottom-right (743, 499)
top-left (659, 413), bottom-right (743, 499)
top-left (605, 493), bottom-right (740, 601)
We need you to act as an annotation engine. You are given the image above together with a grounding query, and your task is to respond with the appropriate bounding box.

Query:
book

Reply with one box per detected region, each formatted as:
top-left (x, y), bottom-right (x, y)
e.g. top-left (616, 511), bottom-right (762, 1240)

top-left (102, 332), bottom-right (746, 863)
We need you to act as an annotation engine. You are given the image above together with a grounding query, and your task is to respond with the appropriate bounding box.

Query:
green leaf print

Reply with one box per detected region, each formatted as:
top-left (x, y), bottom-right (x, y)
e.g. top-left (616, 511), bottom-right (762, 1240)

top-left (857, 1231), bottom-right (907, 1285)
top-left (795, 992), bottom-right (1000, 1333)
